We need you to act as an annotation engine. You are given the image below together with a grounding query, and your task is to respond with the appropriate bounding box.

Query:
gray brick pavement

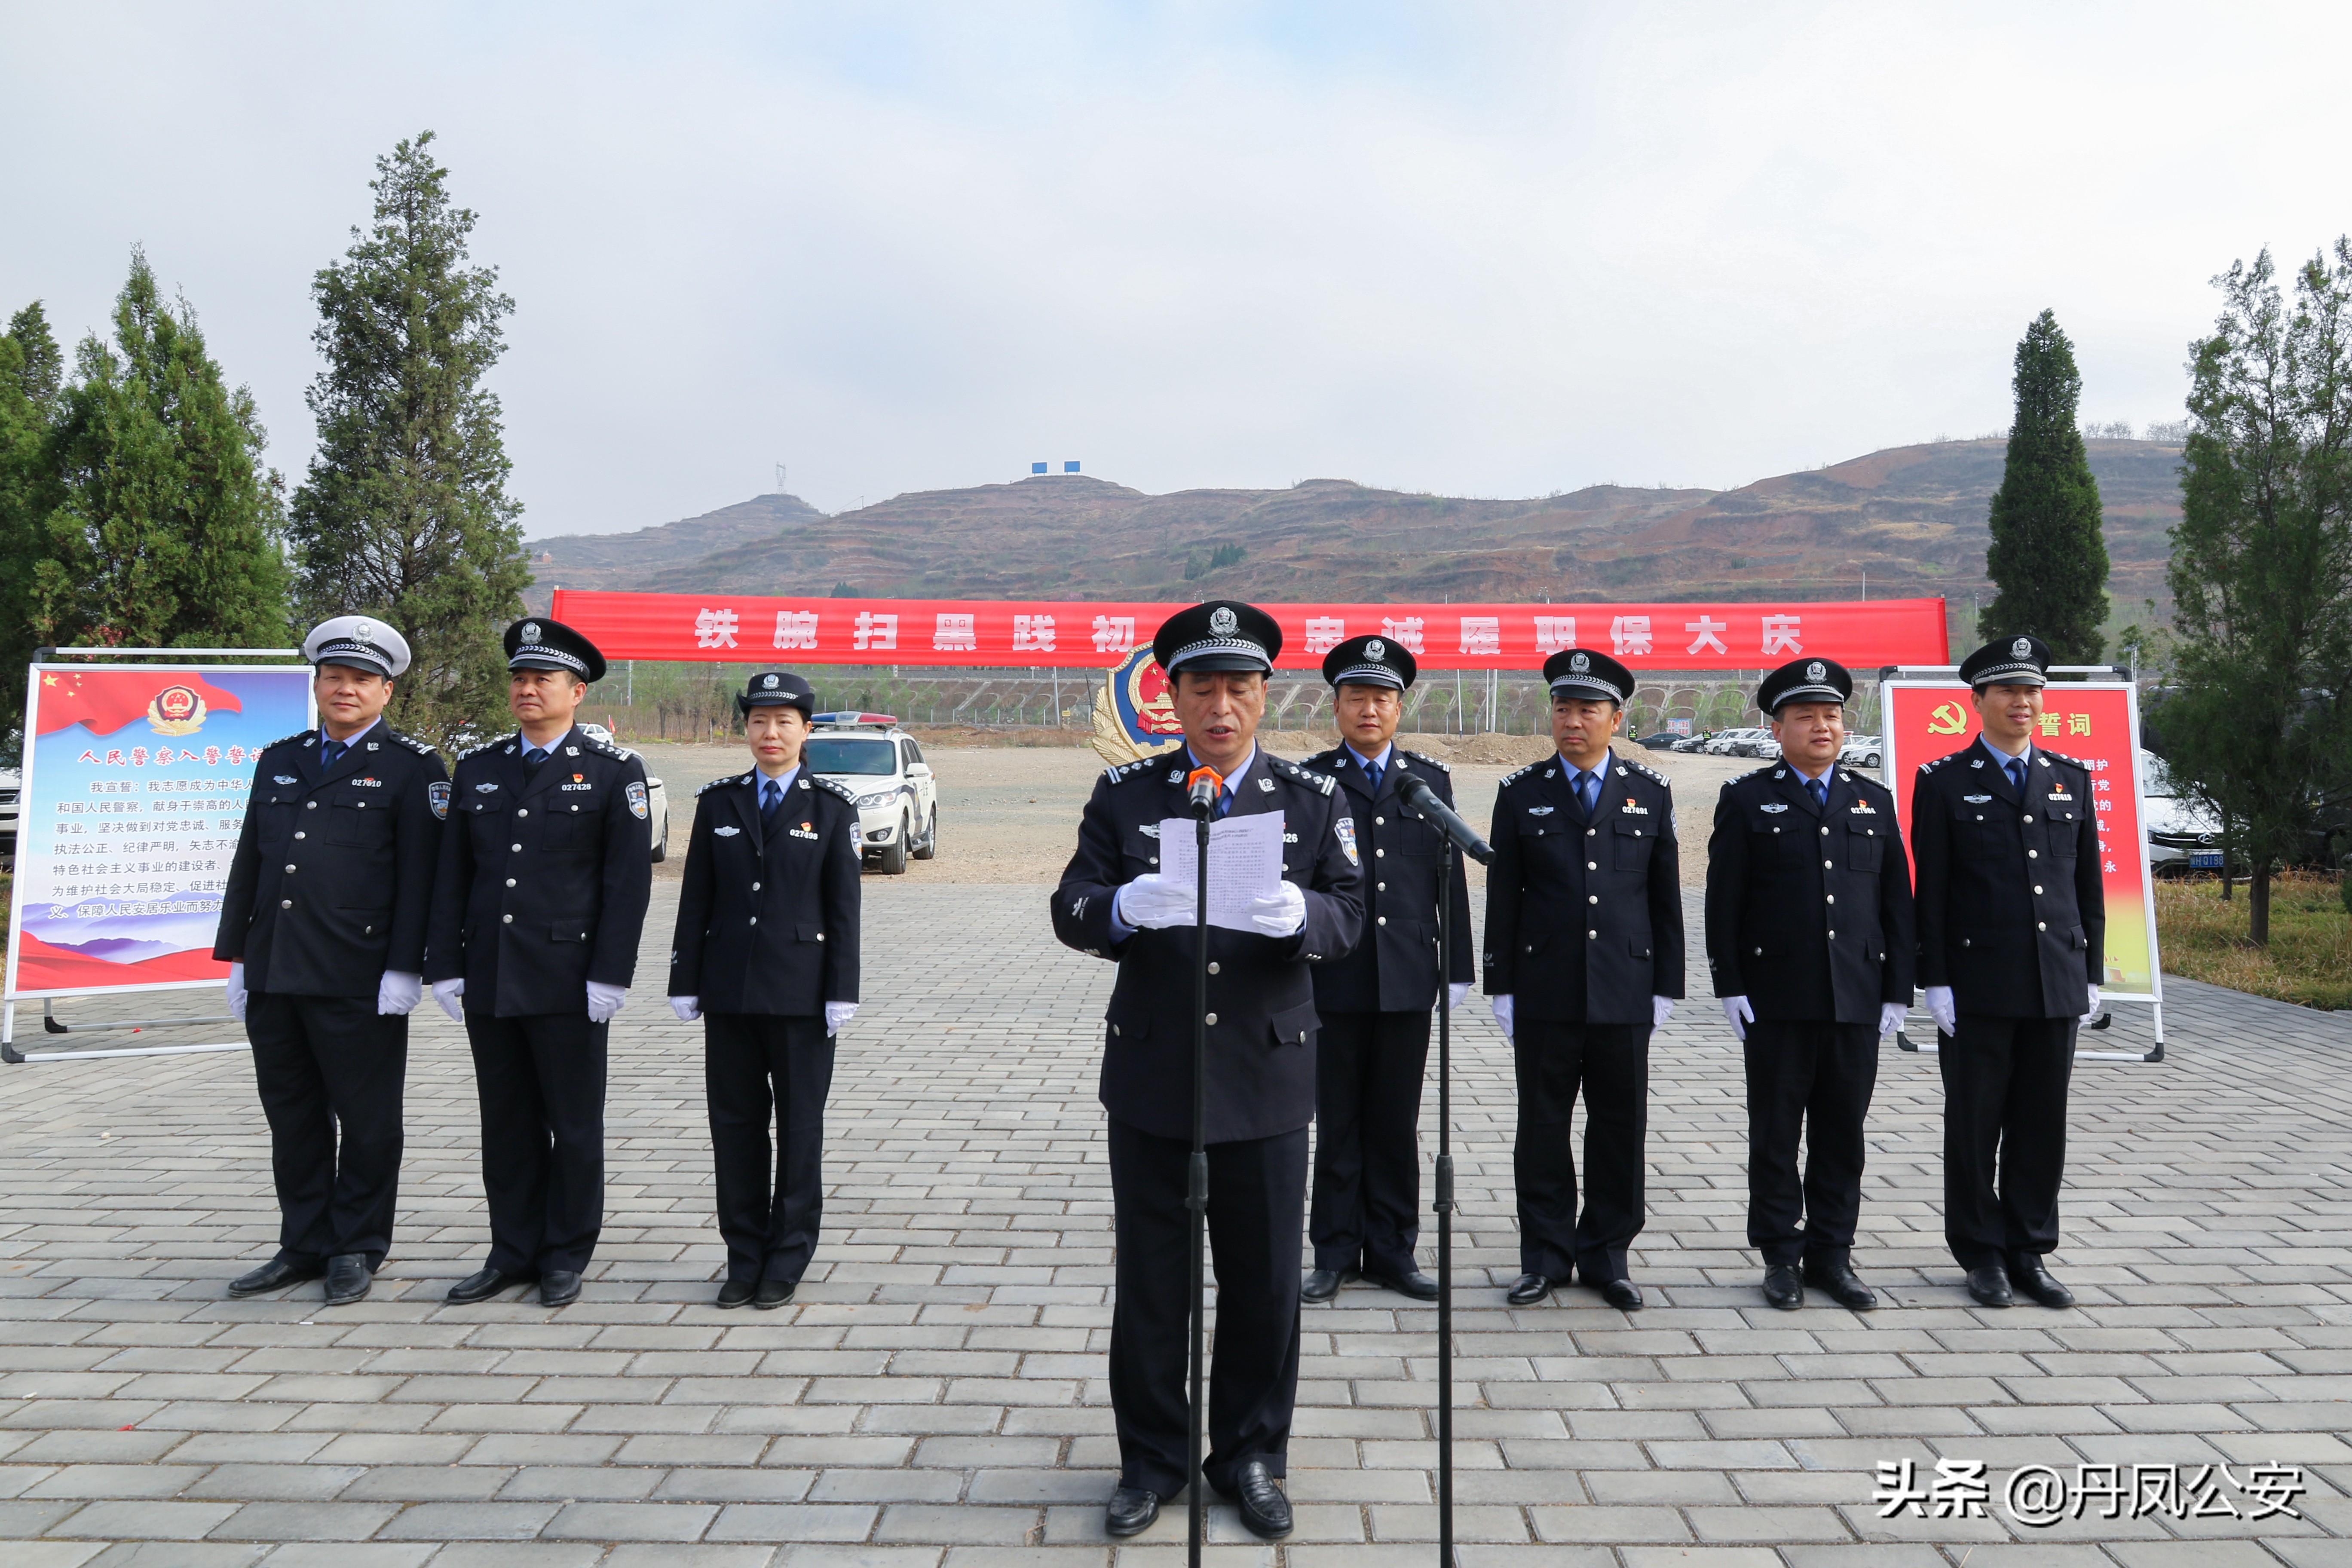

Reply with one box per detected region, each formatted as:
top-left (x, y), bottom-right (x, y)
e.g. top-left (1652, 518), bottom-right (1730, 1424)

top-left (0, 880), bottom-right (2343, 1563)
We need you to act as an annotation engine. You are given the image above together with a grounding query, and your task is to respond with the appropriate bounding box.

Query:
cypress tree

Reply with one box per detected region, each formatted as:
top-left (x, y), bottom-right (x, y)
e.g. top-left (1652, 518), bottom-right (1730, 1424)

top-left (31, 252), bottom-right (291, 654)
top-left (288, 132), bottom-right (528, 746)
top-left (1979, 309), bottom-right (2111, 661)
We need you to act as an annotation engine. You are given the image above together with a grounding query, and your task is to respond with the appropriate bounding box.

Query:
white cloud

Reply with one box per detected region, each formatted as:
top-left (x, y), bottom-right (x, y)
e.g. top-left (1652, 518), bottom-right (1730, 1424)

top-left (3, 1), bottom-right (2345, 535)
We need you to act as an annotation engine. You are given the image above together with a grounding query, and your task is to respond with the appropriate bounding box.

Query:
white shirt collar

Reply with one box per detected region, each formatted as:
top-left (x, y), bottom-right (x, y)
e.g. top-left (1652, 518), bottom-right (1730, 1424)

top-left (1345, 742), bottom-right (1393, 772)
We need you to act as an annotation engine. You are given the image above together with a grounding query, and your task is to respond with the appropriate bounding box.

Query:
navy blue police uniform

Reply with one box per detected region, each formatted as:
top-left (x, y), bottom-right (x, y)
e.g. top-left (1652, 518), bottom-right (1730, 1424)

top-left (213, 618), bottom-right (445, 1294)
top-left (424, 619), bottom-right (653, 1298)
top-left (1911, 636), bottom-right (2103, 1294)
top-left (1050, 602), bottom-right (1363, 1528)
top-left (1297, 635), bottom-right (1470, 1298)
top-left (1703, 657), bottom-right (1914, 1304)
top-left (1482, 648), bottom-right (1684, 1302)
top-left (669, 672), bottom-right (863, 1301)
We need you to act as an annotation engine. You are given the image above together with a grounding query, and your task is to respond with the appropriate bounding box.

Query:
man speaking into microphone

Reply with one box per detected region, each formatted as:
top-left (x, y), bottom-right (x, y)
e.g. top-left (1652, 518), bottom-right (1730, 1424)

top-left (1052, 600), bottom-right (1363, 1543)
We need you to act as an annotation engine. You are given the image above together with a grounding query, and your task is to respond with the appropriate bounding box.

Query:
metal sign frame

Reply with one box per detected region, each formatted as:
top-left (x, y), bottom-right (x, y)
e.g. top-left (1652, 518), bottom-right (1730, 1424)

top-left (1879, 666), bottom-right (2164, 1063)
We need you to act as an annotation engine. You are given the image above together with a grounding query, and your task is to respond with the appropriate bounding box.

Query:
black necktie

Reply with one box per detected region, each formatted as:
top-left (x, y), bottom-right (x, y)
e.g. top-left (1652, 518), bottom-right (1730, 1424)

top-left (1807, 776), bottom-right (1828, 810)
top-left (2006, 756), bottom-right (2026, 794)
top-left (762, 778), bottom-right (784, 833)
top-left (319, 737), bottom-right (344, 770)
top-left (523, 747), bottom-right (546, 777)
top-left (1363, 756), bottom-right (1383, 794)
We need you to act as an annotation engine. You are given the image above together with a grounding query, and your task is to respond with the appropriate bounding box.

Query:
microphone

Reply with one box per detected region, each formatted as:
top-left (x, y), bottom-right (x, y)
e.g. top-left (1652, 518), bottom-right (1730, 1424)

top-left (1399, 772), bottom-right (1495, 865)
top-left (1187, 765), bottom-right (1223, 818)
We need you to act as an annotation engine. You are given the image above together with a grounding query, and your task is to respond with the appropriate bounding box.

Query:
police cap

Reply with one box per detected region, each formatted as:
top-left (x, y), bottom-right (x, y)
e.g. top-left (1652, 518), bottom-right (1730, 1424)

top-left (736, 669), bottom-right (816, 718)
top-left (1544, 646), bottom-right (1633, 705)
top-left (1959, 634), bottom-right (2052, 689)
top-left (303, 615), bottom-right (410, 679)
top-left (1151, 600), bottom-right (1281, 676)
top-left (1758, 656), bottom-right (1853, 714)
top-left (504, 617), bottom-right (607, 683)
top-left (1321, 633), bottom-right (1416, 691)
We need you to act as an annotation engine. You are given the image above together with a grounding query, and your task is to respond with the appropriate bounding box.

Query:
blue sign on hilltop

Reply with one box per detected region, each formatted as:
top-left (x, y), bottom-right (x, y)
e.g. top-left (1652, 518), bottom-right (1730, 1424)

top-left (1064, 460), bottom-right (1081, 472)
top-left (1030, 461), bottom-right (1047, 474)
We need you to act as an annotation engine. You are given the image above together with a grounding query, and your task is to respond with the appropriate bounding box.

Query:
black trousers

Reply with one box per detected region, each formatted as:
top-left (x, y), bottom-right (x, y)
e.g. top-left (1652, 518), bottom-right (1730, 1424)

top-left (704, 1013), bottom-right (834, 1284)
top-left (464, 1011), bottom-right (607, 1275)
top-left (1107, 1118), bottom-right (1306, 1498)
top-left (1939, 1013), bottom-right (2076, 1271)
top-left (246, 992), bottom-right (407, 1269)
top-left (1309, 1009), bottom-right (1429, 1277)
top-left (1743, 1020), bottom-right (1878, 1268)
top-left (1513, 1020), bottom-right (1649, 1281)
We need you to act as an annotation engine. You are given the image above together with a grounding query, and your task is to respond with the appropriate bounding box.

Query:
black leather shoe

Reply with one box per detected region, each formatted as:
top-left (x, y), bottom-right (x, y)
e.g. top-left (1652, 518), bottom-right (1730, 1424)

top-left (715, 1279), bottom-right (756, 1309)
top-left (1965, 1265), bottom-right (2014, 1307)
top-left (1599, 1277), bottom-right (1644, 1311)
top-left (1761, 1264), bottom-right (1803, 1310)
top-left (1364, 1268), bottom-right (1440, 1301)
top-left (445, 1266), bottom-right (531, 1304)
top-left (1803, 1260), bottom-right (1878, 1311)
top-left (1301, 1268), bottom-right (1353, 1303)
top-left (323, 1254), bottom-right (372, 1307)
top-left (754, 1278), bottom-right (796, 1310)
top-left (539, 1269), bottom-right (582, 1307)
top-left (2007, 1257), bottom-right (2074, 1308)
top-left (1105, 1484), bottom-right (1160, 1538)
top-left (1506, 1273), bottom-right (1553, 1305)
top-left (227, 1258), bottom-right (323, 1298)
top-left (1218, 1459), bottom-right (1293, 1540)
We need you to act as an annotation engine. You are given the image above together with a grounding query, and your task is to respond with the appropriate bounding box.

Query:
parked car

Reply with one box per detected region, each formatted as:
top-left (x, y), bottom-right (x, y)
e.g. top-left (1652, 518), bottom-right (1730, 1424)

top-left (1668, 732), bottom-right (1716, 753)
top-left (1635, 732), bottom-right (1686, 750)
top-left (1703, 727), bottom-right (1771, 758)
top-left (1839, 733), bottom-right (1884, 770)
top-left (576, 723), bottom-right (670, 863)
top-left (2141, 748), bottom-right (2223, 876)
top-left (804, 713), bottom-right (939, 875)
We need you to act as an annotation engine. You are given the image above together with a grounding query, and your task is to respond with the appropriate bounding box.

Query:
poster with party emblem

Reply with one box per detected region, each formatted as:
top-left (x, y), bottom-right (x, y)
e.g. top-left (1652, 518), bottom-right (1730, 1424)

top-left (1090, 645), bottom-right (1185, 768)
top-left (7, 663), bottom-right (315, 998)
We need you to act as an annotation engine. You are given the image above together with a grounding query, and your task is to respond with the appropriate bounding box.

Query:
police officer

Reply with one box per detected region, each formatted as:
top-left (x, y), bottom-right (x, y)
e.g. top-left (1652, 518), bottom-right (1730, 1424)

top-left (1704, 657), bottom-right (1914, 1311)
top-left (669, 671), bottom-right (862, 1311)
top-left (1052, 600), bottom-right (1364, 1543)
top-left (214, 617), bottom-right (447, 1306)
top-left (426, 618), bottom-right (654, 1308)
top-left (1297, 635), bottom-right (1470, 1304)
top-left (1912, 634), bottom-right (2103, 1309)
top-left (1483, 647), bottom-right (1682, 1311)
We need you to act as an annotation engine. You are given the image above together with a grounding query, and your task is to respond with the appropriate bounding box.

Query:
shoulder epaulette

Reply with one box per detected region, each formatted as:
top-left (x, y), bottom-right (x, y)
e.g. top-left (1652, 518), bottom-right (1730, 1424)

top-left (1620, 758), bottom-right (1669, 786)
top-left (812, 775), bottom-right (858, 805)
top-left (1103, 756), bottom-right (1164, 785)
top-left (1499, 760), bottom-right (1543, 788)
top-left (1270, 756), bottom-right (1335, 795)
top-left (580, 736), bottom-right (625, 760)
top-left (699, 773), bottom-right (748, 796)
top-left (457, 738), bottom-right (502, 761)
top-left (1917, 753), bottom-right (1954, 774)
top-left (1400, 749), bottom-right (1449, 772)
top-left (391, 731), bottom-right (438, 756)
top-left (1844, 769), bottom-right (1894, 795)
top-left (2039, 750), bottom-right (2088, 772)
top-left (268, 730), bottom-right (313, 750)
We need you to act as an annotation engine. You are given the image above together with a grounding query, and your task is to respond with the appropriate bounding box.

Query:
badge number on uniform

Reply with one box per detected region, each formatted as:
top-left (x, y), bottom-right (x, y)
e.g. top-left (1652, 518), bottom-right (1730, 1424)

top-left (626, 781), bottom-right (649, 820)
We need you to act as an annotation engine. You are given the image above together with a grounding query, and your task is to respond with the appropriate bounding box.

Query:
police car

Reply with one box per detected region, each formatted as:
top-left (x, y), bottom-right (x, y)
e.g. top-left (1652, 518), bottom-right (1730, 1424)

top-left (803, 713), bottom-right (938, 874)
top-left (576, 723), bottom-right (671, 863)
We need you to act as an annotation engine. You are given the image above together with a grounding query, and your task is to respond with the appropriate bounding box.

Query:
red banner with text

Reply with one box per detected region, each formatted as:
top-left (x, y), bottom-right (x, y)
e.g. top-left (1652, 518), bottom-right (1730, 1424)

top-left (548, 591), bottom-right (1948, 672)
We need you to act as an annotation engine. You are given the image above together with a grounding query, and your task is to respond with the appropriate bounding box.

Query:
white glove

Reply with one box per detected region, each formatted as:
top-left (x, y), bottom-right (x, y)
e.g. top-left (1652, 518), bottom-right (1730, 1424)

top-left (1651, 995), bottom-right (1675, 1029)
top-left (1491, 993), bottom-right (1514, 1041)
top-left (432, 977), bottom-right (465, 1022)
top-left (1925, 985), bottom-right (1957, 1036)
top-left (225, 961), bottom-right (247, 1023)
top-left (1720, 994), bottom-right (1753, 1041)
top-left (670, 995), bottom-right (701, 1022)
top-left (1448, 981), bottom-right (1471, 1011)
top-left (1114, 874), bottom-right (1196, 931)
top-left (2082, 984), bottom-right (2101, 1024)
top-left (377, 971), bottom-right (423, 1017)
top-left (1246, 880), bottom-right (1308, 938)
top-left (586, 981), bottom-right (627, 1023)
top-left (1877, 1001), bottom-right (1908, 1038)
top-left (826, 1000), bottom-right (858, 1035)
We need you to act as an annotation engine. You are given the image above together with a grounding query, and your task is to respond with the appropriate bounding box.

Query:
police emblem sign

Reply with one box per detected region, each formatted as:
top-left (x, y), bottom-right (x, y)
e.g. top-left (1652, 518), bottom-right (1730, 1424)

top-left (1089, 645), bottom-right (1185, 767)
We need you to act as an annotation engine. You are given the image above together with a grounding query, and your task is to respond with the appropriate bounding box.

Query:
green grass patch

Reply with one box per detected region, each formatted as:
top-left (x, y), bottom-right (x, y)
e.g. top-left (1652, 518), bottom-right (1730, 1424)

top-left (2156, 871), bottom-right (2352, 1010)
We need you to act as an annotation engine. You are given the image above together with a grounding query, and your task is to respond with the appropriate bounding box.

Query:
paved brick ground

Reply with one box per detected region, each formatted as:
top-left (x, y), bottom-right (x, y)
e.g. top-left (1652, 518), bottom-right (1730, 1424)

top-left (0, 880), bottom-right (2346, 1565)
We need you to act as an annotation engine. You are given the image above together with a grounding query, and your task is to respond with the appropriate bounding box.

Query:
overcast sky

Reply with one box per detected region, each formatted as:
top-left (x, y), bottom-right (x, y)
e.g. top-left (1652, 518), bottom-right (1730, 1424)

top-left (5, 2), bottom-right (2346, 537)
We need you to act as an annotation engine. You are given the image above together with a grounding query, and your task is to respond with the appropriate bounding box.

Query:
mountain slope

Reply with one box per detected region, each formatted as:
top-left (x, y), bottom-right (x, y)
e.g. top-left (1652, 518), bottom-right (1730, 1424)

top-left (526, 439), bottom-right (2182, 622)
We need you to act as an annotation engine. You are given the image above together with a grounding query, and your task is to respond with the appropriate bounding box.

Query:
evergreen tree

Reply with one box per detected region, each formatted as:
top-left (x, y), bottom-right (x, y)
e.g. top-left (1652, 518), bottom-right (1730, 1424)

top-left (289, 132), bottom-right (528, 746)
top-left (1979, 309), bottom-right (2111, 660)
top-left (0, 304), bottom-right (66, 747)
top-left (2163, 243), bottom-right (2352, 945)
top-left (31, 252), bottom-right (291, 654)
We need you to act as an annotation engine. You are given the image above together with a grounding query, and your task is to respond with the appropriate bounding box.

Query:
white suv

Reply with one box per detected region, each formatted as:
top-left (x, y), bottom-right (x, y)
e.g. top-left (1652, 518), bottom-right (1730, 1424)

top-left (804, 714), bottom-right (938, 874)
top-left (576, 723), bottom-right (671, 862)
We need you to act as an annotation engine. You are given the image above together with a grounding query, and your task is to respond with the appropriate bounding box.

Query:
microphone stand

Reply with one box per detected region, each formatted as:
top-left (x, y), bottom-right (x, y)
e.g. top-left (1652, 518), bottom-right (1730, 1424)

top-left (1185, 786), bottom-right (1213, 1568)
top-left (1435, 832), bottom-right (1457, 1568)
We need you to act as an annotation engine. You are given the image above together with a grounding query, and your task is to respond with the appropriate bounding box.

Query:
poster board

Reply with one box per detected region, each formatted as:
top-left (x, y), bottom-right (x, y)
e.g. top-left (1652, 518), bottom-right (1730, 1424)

top-left (1881, 677), bottom-right (2163, 1054)
top-left (6, 663), bottom-right (315, 1001)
